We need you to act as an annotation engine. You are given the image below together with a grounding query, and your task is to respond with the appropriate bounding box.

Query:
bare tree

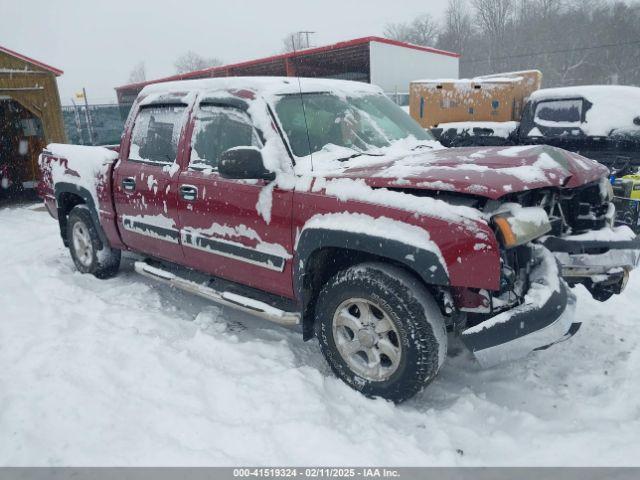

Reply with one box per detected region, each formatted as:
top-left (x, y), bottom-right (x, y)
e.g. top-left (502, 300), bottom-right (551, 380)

top-left (282, 32), bottom-right (314, 52)
top-left (384, 14), bottom-right (439, 46)
top-left (174, 51), bottom-right (222, 74)
top-left (413, 0), bottom-right (640, 86)
top-left (472, 0), bottom-right (514, 39)
top-left (472, 0), bottom-right (514, 69)
top-left (128, 61), bottom-right (146, 83)
top-left (439, 0), bottom-right (475, 55)
top-left (383, 22), bottom-right (413, 43)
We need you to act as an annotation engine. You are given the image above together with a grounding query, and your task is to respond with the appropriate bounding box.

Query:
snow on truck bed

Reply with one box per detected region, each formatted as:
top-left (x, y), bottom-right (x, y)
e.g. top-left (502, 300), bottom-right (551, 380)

top-left (2, 205), bottom-right (640, 466)
top-left (41, 143), bottom-right (118, 206)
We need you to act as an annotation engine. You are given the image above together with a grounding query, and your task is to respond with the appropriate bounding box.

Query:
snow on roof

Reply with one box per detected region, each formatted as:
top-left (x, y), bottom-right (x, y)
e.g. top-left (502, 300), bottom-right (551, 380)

top-left (530, 85), bottom-right (640, 101)
top-left (412, 77), bottom-right (521, 85)
top-left (412, 70), bottom-right (541, 87)
top-left (140, 76), bottom-right (382, 98)
top-left (479, 70), bottom-right (541, 79)
top-left (0, 44), bottom-right (63, 76)
top-left (529, 85), bottom-right (640, 137)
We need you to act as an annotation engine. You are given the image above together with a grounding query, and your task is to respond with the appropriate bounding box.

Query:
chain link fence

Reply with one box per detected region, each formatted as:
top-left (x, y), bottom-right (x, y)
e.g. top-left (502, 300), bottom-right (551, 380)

top-left (62, 103), bottom-right (133, 146)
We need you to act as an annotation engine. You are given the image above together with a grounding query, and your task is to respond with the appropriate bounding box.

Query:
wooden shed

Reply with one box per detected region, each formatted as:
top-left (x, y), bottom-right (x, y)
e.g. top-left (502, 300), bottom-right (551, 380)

top-left (0, 45), bottom-right (66, 193)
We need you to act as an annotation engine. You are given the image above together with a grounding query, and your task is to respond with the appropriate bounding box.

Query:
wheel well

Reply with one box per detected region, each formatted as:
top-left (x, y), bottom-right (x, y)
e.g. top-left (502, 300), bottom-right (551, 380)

top-left (57, 192), bottom-right (85, 246)
top-left (300, 247), bottom-right (444, 340)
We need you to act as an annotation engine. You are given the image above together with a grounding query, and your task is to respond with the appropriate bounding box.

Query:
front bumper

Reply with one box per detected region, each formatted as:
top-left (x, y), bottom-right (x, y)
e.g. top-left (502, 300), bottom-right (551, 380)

top-left (542, 227), bottom-right (640, 284)
top-left (461, 246), bottom-right (580, 367)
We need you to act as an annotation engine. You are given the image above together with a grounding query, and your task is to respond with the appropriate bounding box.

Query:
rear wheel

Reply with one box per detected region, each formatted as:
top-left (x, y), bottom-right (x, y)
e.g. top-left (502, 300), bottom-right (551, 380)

top-left (315, 262), bottom-right (447, 403)
top-left (67, 205), bottom-right (120, 279)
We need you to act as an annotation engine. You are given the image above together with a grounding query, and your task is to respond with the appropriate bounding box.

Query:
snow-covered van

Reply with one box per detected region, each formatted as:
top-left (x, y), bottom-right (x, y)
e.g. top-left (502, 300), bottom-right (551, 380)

top-left (38, 77), bottom-right (640, 402)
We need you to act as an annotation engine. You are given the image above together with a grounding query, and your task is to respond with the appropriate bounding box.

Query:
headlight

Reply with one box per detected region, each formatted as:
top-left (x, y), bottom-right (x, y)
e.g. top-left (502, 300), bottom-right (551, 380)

top-left (492, 207), bottom-right (552, 248)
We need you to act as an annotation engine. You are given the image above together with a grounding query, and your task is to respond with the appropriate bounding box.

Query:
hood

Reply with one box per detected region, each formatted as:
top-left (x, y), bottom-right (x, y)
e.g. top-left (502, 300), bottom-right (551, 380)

top-left (325, 145), bottom-right (609, 200)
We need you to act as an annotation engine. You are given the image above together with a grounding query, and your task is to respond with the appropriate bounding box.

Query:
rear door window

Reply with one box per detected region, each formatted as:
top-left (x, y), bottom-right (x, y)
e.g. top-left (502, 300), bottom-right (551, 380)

top-left (189, 105), bottom-right (261, 171)
top-left (534, 99), bottom-right (583, 127)
top-left (129, 105), bottom-right (185, 164)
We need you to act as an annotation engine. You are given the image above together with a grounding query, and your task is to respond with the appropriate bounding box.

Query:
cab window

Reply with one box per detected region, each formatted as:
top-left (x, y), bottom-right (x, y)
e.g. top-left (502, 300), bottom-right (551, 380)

top-left (129, 105), bottom-right (185, 164)
top-left (189, 105), bottom-right (261, 171)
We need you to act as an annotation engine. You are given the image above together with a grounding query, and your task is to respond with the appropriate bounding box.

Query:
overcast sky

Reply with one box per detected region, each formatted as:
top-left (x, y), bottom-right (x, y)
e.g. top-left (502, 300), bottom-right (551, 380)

top-left (0, 0), bottom-right (449, 104)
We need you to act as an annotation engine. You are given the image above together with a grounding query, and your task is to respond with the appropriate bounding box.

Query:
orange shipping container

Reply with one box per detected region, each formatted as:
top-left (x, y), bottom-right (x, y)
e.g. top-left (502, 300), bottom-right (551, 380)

top-left (409, 70), bottom-right (542, 128)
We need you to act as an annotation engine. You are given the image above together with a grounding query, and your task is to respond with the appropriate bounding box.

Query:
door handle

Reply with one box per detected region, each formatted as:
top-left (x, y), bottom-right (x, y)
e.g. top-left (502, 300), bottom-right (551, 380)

top-left (121, 177), bottom-right (136, 192)
top-left (179, 185), bottom-right (198, 201)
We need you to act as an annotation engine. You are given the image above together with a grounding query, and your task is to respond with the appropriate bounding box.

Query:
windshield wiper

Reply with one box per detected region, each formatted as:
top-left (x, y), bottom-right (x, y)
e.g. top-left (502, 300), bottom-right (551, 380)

top-left (411, 144), bottom-right (435, 151)
top-left (336, 151), bottom-right (385, 162)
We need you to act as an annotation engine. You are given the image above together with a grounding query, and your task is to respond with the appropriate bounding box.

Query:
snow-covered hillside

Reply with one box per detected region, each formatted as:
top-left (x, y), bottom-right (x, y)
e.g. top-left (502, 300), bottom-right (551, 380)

top-left (1, 205), bottom-right (639, 466)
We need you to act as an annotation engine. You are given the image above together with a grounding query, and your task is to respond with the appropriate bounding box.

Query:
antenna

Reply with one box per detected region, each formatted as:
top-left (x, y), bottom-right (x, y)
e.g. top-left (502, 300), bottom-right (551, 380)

top-left (291, 34), bottom-right (314, 171)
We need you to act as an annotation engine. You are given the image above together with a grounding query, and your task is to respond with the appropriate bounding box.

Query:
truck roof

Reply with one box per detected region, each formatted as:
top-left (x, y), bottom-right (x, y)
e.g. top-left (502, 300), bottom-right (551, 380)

top-left (529, 84), bottom-right (640, 101)
top-left (139, 76), bottom-right (383, 99)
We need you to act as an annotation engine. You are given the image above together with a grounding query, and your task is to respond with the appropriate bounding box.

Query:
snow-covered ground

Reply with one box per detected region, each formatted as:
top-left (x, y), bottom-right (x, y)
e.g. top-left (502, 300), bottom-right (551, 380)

top-left (1, 204), bottom-right (639, 466)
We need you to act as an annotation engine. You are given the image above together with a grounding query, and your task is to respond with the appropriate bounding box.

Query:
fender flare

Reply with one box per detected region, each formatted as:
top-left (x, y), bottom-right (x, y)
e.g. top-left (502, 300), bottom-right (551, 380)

top-left (294, 228), bottom-right (450, 339)
top-left (295, 228), bottom-right (450, 292)
top-left (54, 182), bottom-right (109, 247)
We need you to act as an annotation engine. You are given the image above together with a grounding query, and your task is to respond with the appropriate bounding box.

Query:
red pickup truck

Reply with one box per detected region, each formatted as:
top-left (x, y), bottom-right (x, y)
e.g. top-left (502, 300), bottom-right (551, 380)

top-left (38, 77), bottom-right (640, 402)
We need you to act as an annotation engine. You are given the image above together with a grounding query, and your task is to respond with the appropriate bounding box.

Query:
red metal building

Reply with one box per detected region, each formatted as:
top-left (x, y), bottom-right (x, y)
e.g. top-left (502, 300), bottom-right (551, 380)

top-left (115, 36), bottom-right (459, 113)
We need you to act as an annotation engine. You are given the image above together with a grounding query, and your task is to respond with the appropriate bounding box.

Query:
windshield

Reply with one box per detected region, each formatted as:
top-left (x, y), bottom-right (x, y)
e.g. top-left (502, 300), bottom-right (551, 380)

top-left (274, 92), bottom-right (434, 158)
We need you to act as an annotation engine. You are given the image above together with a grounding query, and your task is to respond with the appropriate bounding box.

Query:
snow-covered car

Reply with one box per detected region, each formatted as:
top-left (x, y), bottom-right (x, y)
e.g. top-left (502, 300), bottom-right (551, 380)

top-left (435, 85), bottom-right (640, 176)
top-left (38, 77), bottom-right (640, 402)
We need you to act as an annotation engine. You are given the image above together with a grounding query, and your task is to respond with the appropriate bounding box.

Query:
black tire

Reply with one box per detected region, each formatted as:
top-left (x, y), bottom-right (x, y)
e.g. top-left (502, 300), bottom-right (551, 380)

top-left (586, 282), bottom-right (617, 302)
top-left (67, 205), bottom-right (121, 279)
top-left (315, 262), bottom-right (447, 403)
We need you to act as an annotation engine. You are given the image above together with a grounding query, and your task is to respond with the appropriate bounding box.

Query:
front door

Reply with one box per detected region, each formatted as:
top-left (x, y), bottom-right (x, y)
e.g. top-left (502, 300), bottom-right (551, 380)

top-left (177, 103), bottom-right (294, 298)
top-left (113, 103), bottom-right (186, 262)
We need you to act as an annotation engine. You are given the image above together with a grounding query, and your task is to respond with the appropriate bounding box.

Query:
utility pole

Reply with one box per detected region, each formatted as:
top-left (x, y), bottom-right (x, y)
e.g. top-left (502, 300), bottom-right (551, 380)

top-left (82, 87), bottom-right (95, 145)
top-left (297, 31), bottom-right (315, 49)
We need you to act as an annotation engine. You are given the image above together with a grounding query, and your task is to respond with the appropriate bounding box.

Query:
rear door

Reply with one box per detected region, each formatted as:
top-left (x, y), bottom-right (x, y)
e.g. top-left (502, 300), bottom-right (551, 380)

top-left (177, 101), bottom-right (295, 298)
top-left (113, 103), bottom-right (187, 262)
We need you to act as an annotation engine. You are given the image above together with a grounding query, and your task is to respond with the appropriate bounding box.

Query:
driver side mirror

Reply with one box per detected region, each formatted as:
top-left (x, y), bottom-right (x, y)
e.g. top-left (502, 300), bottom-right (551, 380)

top-left (219, 147), bottom-right (275, 181)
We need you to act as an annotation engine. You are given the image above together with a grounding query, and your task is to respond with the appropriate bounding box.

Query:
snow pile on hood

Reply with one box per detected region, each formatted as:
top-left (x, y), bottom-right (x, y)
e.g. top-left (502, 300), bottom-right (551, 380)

top-left (529, 86), bottom-right (640, 137)
top-left (317, 144), bottom-right (607, 200)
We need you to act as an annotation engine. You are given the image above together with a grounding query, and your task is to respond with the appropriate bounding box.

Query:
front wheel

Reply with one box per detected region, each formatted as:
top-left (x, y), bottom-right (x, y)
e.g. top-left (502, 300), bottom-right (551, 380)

top-left (67, 205), bottom-right (121, 279)
top-left (315, 263), bottom-right (447, 403)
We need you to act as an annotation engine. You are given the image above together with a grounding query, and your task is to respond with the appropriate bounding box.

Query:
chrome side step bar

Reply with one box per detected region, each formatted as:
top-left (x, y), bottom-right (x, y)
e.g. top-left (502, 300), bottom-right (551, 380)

top-left (134, 261), bottom-right (300, 326)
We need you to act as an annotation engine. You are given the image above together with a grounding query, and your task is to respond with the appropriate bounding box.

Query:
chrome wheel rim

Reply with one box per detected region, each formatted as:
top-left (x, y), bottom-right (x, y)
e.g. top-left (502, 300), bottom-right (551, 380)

top-left (72, 221), bottom-right (93, 267)
top-left (332, 298), bottom-right (402, 382)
